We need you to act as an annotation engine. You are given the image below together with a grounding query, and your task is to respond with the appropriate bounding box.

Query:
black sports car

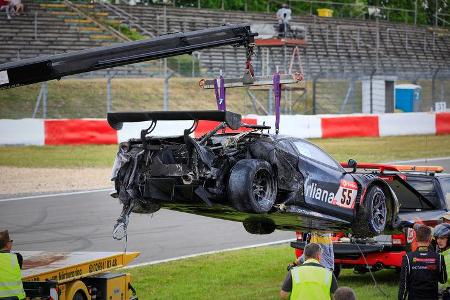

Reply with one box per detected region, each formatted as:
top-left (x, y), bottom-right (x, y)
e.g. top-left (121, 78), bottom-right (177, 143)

top-left (108, 110), bottom-right (400, 239)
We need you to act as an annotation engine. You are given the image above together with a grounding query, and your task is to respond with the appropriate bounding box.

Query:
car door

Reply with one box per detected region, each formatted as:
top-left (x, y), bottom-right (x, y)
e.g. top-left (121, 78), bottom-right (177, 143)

top-left (289, 138), bottom-right (355, 220)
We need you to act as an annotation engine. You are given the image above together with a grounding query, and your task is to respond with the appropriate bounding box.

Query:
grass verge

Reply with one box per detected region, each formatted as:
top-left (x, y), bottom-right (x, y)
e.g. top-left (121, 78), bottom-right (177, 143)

top-left (125, 244), bottom-right (399, 300)
top-left (0, 135), bottom-right (448, 168)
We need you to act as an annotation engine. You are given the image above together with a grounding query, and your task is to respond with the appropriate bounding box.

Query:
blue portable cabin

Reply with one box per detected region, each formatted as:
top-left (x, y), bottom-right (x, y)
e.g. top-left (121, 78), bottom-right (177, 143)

top-left (395, 84), bottom-right (422, 112)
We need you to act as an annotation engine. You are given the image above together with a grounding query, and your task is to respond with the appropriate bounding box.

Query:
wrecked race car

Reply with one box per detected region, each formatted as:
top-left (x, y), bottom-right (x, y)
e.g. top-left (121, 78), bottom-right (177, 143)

top-left (108, 110), bottom-right (399, 239)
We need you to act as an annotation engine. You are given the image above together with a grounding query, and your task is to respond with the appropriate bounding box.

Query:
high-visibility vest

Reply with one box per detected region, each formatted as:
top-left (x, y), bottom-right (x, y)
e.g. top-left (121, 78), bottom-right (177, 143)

top-left (440, 248), bottom-right (450, 290)
top-left (290, 259), bottom-right (332, 300)
top-left (0, 252), bottom-right (26, 300)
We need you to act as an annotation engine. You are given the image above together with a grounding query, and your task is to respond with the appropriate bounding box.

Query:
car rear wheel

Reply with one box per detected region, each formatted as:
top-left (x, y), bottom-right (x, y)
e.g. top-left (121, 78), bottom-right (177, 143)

top-left (228, 159), bottom-right (277, 213)
top-left (352, 185), bottom-right (388, 237)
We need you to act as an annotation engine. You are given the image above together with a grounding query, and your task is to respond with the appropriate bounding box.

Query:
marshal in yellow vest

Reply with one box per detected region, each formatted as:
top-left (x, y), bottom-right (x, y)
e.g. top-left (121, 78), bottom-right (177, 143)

top-left (0, 253), bottom-right (26, 300)
top-left (290, 259), bottom-right (332, 300)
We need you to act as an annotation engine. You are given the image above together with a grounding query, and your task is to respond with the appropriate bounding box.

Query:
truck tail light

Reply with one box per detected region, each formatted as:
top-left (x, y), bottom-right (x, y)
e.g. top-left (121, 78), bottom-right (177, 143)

top-left (392, 233), bottom-right (406, 245)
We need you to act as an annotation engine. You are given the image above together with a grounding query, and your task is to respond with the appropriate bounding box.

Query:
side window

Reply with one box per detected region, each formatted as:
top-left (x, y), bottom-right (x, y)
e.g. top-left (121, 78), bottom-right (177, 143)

top-left (406, 177), bottom-right (439, 208)
top-left (439, 178), bottom-right (450, 209)
top-left (293, 140), bottom-right (340, 169)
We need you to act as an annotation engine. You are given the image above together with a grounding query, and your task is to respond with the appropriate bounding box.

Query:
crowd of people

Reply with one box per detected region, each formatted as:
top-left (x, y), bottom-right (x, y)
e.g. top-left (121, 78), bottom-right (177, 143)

top-left (280, 224), bottom-right (450, 300)
top-left (0, 0), bottom-right (24, 20)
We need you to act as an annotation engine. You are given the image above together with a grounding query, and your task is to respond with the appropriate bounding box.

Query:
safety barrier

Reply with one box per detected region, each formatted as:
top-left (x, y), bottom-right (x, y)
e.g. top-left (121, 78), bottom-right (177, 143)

top-left (0, 112), bottom-right (449, 145)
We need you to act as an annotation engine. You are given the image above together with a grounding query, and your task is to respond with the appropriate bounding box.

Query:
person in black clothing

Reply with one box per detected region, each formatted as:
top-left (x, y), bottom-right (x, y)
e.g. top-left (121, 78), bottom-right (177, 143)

top-left (398, 225), bottom-right (447, 300)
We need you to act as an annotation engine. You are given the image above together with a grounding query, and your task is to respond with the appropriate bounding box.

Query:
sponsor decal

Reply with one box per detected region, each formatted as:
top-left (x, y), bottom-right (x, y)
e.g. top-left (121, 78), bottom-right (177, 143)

top-left (334, 179), bottom-right (358, 209)
top-left (305, 179), bottom-right (358, 209)
top-left (305, 182), bottom-right (335, 204)
top-left (412, 257), bottom-right (436, 263)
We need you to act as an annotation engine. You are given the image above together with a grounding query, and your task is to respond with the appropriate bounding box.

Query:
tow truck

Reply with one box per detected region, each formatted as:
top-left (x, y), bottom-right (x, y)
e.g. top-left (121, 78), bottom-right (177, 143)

top-left (21, 251), bottom-right (139, 300)
top-left (291, 163), bottom-right (450, 277)
top-left (0, 24), bottom-right (261, 299)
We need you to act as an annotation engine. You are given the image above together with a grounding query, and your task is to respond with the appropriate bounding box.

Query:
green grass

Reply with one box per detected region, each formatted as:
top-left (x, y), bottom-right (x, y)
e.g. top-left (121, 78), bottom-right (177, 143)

top-left (0, 135), bottom-right (448, 168)
top-left (125, 244), bottom-right (399, 300)
top-left (0, 145), bottom-right (116, 168)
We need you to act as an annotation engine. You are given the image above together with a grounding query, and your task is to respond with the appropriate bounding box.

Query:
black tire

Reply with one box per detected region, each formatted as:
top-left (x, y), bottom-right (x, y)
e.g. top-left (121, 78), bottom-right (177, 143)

top-left (73, 291), bottom-right (86, 300)
top-left (333, 263), bottom-right (341, 279)
top-left (228, 159), bottom-right (277, 213)
top-left (352, 185), bottom-right (388, 237)
top-left (243, 216), bottom-right (276, 234)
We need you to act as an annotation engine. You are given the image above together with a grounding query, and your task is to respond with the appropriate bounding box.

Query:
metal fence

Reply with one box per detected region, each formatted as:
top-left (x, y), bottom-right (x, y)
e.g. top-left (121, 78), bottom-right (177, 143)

top-left (1, 74), bottom-right (448, 119)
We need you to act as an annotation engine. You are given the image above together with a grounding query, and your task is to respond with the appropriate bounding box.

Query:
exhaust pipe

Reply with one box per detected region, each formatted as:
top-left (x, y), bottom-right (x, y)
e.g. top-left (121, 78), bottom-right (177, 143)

top-left (182, 174), bottom-right (194, 185)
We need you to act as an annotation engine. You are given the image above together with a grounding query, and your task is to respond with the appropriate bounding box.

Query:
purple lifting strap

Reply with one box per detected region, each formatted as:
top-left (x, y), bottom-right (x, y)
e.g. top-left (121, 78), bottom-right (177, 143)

top-left (213, 75), bottom-right (226, 111)
top-left (273, 72), bottom-right (281, 134)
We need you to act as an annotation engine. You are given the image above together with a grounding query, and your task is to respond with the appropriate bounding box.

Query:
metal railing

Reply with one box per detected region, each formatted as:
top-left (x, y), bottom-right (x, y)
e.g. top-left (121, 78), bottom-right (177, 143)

top-left (96, 0), bottom-right (155, 37)
top-left (144, 0), bottom-right (450, 28)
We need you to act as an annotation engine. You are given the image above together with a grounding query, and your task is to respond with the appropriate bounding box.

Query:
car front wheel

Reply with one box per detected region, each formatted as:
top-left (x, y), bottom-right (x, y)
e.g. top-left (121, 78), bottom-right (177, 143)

top-left (352, 185), bottom-right (388, 237)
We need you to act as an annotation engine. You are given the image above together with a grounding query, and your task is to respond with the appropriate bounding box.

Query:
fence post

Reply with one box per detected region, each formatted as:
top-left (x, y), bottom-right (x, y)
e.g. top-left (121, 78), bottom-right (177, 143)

top-left (312, 77), bottom-right (317, 115)
top-left (107, 72), bottom-right (112, 113)
top-left (435, 0), bottom-right (438, 27)
top-left (43, 82), bottom-right (47, 119)
top-left (376, 18), bottom-right (379, 70)
top-left (414, 0), bottom-right (417, 25)
top-left (432, 68), bottom-right (440, 108)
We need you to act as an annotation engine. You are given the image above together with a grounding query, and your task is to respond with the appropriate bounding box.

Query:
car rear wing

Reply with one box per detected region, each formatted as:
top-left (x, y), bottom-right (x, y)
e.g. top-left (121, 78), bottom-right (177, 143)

top-left (340, 162), bottom-right (444, 173)
top-left (107, 110), bottom-right (242, 130)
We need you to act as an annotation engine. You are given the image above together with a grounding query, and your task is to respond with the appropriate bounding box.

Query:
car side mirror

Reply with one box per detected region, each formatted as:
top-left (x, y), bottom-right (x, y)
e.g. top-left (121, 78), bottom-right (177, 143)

top-left (347, 159), bottom-right (357, 173)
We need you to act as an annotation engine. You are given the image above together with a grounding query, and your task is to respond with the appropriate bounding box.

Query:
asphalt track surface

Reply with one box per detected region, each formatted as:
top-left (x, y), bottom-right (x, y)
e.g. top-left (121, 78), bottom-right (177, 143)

top-left (1, 157), bottom-right (449, 265)
top-left (0, 191), bottom-right (294, 265)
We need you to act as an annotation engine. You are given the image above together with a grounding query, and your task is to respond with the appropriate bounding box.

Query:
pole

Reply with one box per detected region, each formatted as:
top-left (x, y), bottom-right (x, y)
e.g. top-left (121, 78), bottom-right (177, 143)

top-left (414, 0), bottom-right (417, 25)
top-left (435, 0), bottom-right (438, 27)
top-left (43, 82), bottom-right (47, 119)
top-left (370, 69), bottom-right (376, 114)
top-left (164, 58), bottom-right (168, 111)
top-left (432, 68), bottom-right (440, 108)
top-left (312, 77), bottom-right (317, 115)
top-left (192, 52), bottom-right (195, 77)
top-left (376, 18), bottom-right (379, 70)
top-left (107, 72), bottom-right (112, 112)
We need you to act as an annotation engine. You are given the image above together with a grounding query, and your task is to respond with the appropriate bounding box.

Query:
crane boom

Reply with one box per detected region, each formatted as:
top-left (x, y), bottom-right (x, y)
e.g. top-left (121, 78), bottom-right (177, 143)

top-left (0, 24), bottom-right (256, 89)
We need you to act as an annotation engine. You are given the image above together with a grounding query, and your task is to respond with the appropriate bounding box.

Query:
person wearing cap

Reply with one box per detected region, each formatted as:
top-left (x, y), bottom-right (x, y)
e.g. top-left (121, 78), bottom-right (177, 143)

top-left (434, 223), bottom-right (450, 299)
top-left (0, 230), bottom-right (25, 300)
top-left (280, 242), bottom-right (338, 300)
top-left (398, 225), bottom-right (447, 300)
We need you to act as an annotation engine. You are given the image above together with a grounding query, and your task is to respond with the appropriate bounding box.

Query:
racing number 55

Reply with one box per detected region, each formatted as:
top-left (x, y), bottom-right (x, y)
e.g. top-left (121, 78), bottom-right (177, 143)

top-left (341, 189), bottom-right (353, 205)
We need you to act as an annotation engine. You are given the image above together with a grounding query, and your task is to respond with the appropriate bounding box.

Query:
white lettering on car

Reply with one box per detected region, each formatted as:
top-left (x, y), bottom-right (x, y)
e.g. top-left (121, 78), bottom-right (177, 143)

top-left (305, 180), bottom-right (358, 209)
top-left (305, 182), bottom-right (335, 204)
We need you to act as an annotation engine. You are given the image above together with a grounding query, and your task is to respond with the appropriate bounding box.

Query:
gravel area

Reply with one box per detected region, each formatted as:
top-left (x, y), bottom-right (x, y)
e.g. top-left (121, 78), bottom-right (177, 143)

top-left (0, 167), bottom-right (113, 197)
